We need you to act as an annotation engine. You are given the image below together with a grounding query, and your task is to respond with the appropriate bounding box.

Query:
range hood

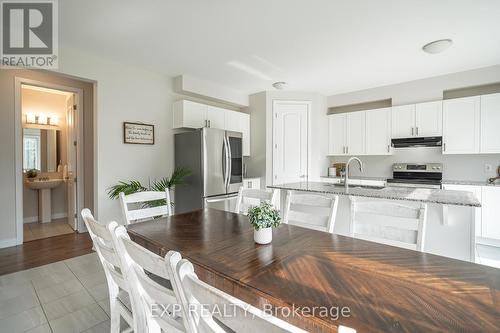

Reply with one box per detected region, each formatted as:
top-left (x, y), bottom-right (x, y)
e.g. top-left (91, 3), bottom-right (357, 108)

top-left (391, 136), bottom-right (442, 148)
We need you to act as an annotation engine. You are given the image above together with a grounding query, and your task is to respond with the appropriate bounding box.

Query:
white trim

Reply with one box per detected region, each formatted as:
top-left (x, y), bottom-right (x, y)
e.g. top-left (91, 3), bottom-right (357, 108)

top-left (14, 77), bottom-right (86, 245)
top-left (23, 212), bottom-right (68, 223)
top-left (0, 238), bottom-right (18, 249)
top-left (271, 100), bottom-right (312, 185)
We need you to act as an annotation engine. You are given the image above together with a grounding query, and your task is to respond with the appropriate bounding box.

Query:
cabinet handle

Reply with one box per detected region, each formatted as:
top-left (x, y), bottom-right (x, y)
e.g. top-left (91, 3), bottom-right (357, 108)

top-left (346, 146), bottom-right (349, 154)
top-left (387, 145), bottom-right (390, 153)
top-left (443, 143), bottom-right (446, 152)
top-left (411, 127), bottom-right (414, 136)
top-left (208, 120), bottom-right (211, 128)
top-left (416, 127), bottom-right (419, 136)
top-left (204, 119), bottom-right (208, 127)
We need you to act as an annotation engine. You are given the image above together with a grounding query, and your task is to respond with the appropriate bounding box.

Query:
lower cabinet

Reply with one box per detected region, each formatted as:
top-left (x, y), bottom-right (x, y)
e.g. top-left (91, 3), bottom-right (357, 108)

top-left (443, 184), bottom-right (500, 242)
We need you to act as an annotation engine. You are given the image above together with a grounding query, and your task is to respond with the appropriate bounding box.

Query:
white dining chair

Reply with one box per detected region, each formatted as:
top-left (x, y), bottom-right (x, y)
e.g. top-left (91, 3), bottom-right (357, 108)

top-left (283, 190), bottom-right (339, 233)
top-left (349, 197), bottom-right (428, 252)
top-left (119, 189), bottom-right (172, 224)
top-left (234, 187), bottom-right (278, 215)
top-left (80, 209), bottom-right (134, 333)
top-left (171, 251), bottom-right (308, 333)
top-left (110, 223), bottom-right (186, 333)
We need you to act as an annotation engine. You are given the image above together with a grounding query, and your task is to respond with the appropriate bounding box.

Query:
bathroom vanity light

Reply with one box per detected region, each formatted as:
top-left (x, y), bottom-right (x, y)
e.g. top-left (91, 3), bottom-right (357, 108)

top-left (25, 113), bottom-right (59, 126)
top-left (37, 114), bottom-right (48, 125)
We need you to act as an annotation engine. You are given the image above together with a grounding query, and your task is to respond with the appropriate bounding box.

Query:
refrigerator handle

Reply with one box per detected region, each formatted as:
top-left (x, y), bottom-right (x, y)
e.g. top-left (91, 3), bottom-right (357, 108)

top-left (223, 136), bottom-right (230, 188)
top-left (222, 137), bottom-right (227, 187)
top-left (227, 136), bottom-right (232, 187)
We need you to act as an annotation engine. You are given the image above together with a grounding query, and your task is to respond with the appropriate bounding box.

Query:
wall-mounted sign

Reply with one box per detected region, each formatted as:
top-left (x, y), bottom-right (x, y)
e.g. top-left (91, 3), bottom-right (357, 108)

top-left (123, 122), bottom-right (154, 145)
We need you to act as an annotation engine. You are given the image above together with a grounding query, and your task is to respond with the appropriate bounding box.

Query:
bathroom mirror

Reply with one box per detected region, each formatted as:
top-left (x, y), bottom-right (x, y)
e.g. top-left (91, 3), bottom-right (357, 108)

top-left (23, 128), bottom-right (62, 172)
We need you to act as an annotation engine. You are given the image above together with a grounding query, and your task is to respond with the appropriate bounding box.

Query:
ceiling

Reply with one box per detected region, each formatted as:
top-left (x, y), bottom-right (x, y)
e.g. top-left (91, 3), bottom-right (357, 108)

top-left (60, 0), bottom-right (500, 96)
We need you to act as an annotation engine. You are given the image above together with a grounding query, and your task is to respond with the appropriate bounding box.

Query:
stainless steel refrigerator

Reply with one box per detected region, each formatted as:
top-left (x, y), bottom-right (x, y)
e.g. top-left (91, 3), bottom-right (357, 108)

top-left (174, 128), bottom-right (243, 213)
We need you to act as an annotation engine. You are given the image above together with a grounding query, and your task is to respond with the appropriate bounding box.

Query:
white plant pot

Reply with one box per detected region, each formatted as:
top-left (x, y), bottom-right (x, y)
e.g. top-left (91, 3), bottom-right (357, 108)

top-left (254, 227), bottom-right (272, 245)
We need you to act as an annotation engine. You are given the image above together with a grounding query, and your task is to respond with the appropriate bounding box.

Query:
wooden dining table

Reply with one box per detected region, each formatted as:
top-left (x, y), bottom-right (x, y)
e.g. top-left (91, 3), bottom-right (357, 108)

top-left (127, 208), bottom-right (500, 333)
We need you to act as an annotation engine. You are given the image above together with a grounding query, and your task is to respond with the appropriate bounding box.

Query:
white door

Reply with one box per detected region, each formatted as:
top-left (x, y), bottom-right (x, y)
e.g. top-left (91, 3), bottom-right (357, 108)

top-left (66, 94), bottom-right (77, 230)
top-left (365, 107), bottom-right (391, 155)
top-left (328, 113), bottom-right (346, 155)
top-left (346, 111), bottom-right (366, 155)
top-left (391, 104), bottom-right (415, 138)
top-left (182, 100), bottom-right (207, 128)
top-left (481, 186), bottom-right (500, 240)
top-left (415, 101), bottom-right (442, 137)
top-left (480, 93), bottom-right (500, 153)
top-left (442, 96), bottom-right (480, 154)
top-left (206, 106), bottom-right (225, 129)
top-left (273, 101), bottom-right (309, 185)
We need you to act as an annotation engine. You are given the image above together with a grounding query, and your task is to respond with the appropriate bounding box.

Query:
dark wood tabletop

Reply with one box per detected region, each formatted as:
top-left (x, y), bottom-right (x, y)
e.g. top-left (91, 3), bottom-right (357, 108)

top-left (127, 208), bottom-right (500, 333)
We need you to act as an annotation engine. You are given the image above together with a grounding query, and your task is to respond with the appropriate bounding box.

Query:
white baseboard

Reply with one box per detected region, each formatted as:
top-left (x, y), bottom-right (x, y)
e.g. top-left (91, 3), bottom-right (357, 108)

top-left (24, 212), bottom-right (68, 223)
top-left (0, 238), bottom-right (19, 249)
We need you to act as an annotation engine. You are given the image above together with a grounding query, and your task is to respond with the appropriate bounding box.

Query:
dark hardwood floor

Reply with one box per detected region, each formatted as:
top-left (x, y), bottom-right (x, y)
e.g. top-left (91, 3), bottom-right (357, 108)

top-left (0, 232), bottom-right (94, 276)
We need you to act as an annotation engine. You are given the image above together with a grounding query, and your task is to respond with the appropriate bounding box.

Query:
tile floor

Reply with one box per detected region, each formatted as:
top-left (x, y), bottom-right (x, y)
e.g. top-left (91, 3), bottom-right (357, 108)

top-left (24, 219), bottom-right (75, 242)
top-left (0, 252), bottom-right (111, 333)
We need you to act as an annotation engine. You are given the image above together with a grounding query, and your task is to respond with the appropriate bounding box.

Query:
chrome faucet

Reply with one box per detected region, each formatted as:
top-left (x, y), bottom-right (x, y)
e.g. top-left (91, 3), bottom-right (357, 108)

top-left (345, 157), bottom-right (363, 191)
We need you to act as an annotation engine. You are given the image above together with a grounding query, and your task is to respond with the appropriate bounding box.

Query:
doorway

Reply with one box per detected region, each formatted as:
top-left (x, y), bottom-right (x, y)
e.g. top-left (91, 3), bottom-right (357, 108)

top-left (17, 80), bottom-right (84, 243)
top-left (272, 100), bottom-right (311, 185)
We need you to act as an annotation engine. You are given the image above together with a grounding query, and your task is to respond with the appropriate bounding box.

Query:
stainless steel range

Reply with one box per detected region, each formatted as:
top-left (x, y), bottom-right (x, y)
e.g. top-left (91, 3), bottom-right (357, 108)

top-left (386, 163), bottom-right (443, 189)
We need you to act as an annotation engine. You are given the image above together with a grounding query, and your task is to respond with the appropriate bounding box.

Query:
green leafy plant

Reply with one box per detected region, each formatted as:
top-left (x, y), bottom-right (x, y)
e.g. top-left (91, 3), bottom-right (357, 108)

top-left (107, 167), bottom-right (191, 207)
top-left (26, 169), bottom-right (38, 178)
top-left (247, 202), bottom-right (281, 230)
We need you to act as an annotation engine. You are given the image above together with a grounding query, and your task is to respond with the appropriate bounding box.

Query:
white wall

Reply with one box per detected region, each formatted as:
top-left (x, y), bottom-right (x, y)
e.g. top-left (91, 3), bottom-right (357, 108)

top-left (327, 64), bottom-right (500, 107)
top-left (56, 46), bottom-right (175, 224)
top-left (327, 64), bottom-right (500, 181)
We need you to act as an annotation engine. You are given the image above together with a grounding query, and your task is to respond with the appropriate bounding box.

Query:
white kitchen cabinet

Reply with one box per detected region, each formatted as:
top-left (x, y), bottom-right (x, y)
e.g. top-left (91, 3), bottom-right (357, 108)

top-left (225, 110), bottom-right (251, 156)
top-left (442, 96), bottom-right (480, 154)
top-left (366, 107), bottom-right (391, 155)
top-left (415, 101), bottom-right (442, 137)
top-left (328, 113), bottom-right (347, 155)
top-left (392, 101), bottom-right (442, 138)
top-left (173, 100), bottom-right (207, 128)
top-left (442, 184), bottom-right (482, 237)
top-left (206, 106), bottom-right (226, 129)
top-left (346, 111), bottom-right (366, 155)
top-left (480, 93), bottom-right (500, 153)
top-left (391, 104), bottom-right (415, 138)
top-left (481, 186), bottom-right (500, 241)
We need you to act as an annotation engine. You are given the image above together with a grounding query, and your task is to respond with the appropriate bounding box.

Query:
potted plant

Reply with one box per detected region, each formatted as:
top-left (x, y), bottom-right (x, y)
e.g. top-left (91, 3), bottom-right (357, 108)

top-left (26, 169), bottom-right (38, 180)
top-left (247, 202), bottom-right (281, 245)
top-left (107, 167), bottom-right (191, 209)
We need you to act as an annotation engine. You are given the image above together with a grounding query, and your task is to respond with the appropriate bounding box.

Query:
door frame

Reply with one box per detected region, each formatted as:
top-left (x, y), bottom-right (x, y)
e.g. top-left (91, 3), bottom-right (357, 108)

top-left (272, 100), bottom-right (312, 185)
top-left (14, 77), bottom-right (85, 244)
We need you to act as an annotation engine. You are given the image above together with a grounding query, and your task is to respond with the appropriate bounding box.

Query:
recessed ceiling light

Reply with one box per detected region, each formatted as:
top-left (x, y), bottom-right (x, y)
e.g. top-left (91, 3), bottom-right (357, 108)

top-left (422, 39), bottom-right (453, 54)
top-left (272, 81), bottom-right (287, 90)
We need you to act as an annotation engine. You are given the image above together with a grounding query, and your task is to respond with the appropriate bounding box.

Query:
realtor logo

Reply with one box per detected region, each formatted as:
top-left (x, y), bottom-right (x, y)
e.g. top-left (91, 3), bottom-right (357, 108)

top-left (1, 0), bottom-right (58, 68)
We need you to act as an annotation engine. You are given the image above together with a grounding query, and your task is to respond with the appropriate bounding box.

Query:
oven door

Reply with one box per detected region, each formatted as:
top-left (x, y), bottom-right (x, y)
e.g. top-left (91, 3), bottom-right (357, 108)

top-left (226, 131), bottom-right (243, 194)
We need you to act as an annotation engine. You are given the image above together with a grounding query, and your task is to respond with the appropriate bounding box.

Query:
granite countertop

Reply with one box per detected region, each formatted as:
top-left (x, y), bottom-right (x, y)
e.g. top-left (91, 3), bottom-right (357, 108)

top-left (321, 175), bottom-right (500, 187)
top-left (320, 175), bottom-right (387, 181)
top-left (269, 181), bottom-right (481, 207)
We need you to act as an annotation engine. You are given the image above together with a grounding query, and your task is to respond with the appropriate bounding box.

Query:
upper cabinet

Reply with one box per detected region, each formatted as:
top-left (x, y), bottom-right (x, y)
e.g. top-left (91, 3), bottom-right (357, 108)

top-left (346, 111), bottom-right (366, 155)
top-left (328, 113), bottom-right (347, 155)
top-left (442, 96), bottom-right (480, 154)
top-left (415, 101), bottom-right (442, 137)
top-left (173, 100), bottom-right (251, 156)
top-left (366, 107), bottom-right (392, 155)
top-left (391, 104), bottom-right (415, 138)
top-left (391, 101), bottom-right (442, 138)
top-left (480, 93), bottom-right (500, 153)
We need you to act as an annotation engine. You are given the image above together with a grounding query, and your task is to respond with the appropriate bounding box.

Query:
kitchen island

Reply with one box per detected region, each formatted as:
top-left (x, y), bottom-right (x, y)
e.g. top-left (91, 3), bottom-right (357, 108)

top-left (269, 181), bottom-right (481, 262)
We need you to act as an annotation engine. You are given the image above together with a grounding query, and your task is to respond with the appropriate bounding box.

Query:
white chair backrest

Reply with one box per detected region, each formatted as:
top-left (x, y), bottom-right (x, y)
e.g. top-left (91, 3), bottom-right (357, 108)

top-left (110, 224), bottom-right (186, 333)
top-left (349, 197), bottom-right (428, 252)
top-left (283, 191), bottom-right (339, 234)
top-left (173, 253), bottom-right (308, 333)
top-left (81, 209), bottom-right (128, 292)
top-left (235, 187), bottom-right (278, 215)
top-left (119, 190), bottom-right (172, 225)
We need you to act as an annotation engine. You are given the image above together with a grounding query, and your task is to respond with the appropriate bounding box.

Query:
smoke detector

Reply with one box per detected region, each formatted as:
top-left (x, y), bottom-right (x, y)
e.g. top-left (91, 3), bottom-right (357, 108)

top-left (272, 81), bottom-right (287, 90)
top-left (422, 39), bottom-right (453, 54)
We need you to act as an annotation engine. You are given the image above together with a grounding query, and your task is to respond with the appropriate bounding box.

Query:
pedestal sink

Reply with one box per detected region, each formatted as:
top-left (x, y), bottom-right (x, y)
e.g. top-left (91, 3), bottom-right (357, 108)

top-left (25, 179), bottom-right (63, 223)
